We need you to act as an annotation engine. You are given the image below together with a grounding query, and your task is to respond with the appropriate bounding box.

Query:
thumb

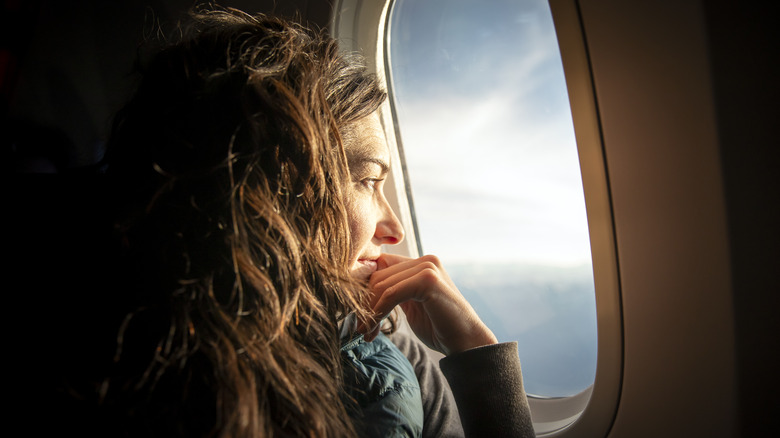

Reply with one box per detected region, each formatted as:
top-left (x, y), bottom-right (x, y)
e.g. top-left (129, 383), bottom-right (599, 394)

top-left (376, 253), bottom-right (410, 270)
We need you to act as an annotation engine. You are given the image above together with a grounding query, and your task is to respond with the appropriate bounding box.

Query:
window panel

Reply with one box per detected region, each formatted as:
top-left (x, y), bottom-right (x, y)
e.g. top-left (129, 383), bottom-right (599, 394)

top-left (387, 0), bottom-right (596, 397)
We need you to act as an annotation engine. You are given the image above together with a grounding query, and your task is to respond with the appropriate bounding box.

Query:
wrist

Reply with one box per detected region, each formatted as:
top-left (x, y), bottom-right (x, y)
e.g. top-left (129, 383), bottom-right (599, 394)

top-left (447, 325), bottom-right (498, 355)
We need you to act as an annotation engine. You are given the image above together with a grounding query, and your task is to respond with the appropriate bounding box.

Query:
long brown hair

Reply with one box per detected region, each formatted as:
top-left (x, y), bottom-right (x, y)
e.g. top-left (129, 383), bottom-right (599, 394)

top-left (103, 6), bottom-right (386, 437)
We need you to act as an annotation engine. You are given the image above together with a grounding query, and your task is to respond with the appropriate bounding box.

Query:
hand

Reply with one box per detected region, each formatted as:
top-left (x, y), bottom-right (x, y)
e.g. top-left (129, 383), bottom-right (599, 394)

top-left (361, 253), bottom-right (498, 356)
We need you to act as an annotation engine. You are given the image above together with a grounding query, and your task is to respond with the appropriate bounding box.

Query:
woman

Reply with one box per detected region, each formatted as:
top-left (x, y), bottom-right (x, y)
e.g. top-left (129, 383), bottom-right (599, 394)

top-left (102, 6), bottom-right (534, 437)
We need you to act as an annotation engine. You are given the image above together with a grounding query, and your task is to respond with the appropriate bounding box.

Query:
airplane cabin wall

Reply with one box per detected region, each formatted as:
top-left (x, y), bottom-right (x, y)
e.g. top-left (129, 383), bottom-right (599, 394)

top-left (702, 1), bottom-right (779, 436)
top-left (575, 0), bottom-right (778, 436)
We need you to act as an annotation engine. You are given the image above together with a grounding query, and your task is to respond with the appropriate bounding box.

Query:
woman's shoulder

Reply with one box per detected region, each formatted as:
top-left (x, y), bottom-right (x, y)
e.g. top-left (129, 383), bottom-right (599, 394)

top-left (342, 332), bottom-right (424, 437)
top-left (342, 332), bottom-right (421, 397)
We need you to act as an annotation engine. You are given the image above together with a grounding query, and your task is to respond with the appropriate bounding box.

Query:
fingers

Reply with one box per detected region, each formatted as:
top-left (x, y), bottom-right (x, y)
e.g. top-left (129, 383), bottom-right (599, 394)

top-left (371, 254), bottom-right (448, 288)
top-left (356, 254), bottom-right (444, 339)
top-left (370, 257), bottom-right (442, 304)
top-left (371, 268), bottom-right (440, 318)
top-left (374, 252), bottom-right (410, 270)
top-left (365, 253), bottom-right (499, 355)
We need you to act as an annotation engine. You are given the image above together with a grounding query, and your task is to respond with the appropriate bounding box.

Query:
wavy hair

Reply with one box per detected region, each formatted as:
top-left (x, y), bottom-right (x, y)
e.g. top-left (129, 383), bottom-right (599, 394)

top-left (102, 7), bottom-right (386, 437)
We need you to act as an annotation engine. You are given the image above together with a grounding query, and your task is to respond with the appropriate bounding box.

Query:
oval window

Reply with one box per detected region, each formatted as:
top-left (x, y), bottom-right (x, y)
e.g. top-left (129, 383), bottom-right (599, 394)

top-left (386, 0), bottom-right (597, 397)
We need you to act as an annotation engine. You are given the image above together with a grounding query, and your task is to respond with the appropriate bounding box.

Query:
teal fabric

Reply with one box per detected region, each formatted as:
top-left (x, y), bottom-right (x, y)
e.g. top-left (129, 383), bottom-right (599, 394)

top-left (341, 331), bottom-right (424, 438)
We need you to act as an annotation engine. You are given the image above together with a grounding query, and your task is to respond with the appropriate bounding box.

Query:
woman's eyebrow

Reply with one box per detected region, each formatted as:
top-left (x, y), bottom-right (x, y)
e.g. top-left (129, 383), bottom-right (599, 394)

top-left (362, 157), bottom-right (390, 174)
top-left (348, 153), bottom-right (390, 175)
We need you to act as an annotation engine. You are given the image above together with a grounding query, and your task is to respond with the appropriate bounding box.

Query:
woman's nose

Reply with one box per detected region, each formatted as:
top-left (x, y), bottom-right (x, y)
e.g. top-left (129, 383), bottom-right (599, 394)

top-left (375, 203), bottom-right (404, 245)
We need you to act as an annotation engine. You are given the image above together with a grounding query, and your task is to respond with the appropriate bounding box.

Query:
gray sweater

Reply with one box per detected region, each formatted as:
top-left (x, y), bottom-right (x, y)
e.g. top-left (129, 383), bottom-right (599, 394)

top-left (389, 316), bottom-right (535, 438)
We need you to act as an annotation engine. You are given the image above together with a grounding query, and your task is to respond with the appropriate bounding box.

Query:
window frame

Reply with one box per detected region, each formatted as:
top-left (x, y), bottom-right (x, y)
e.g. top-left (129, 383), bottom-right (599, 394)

top-left (330, 0), bottom-right (623, 435)
top-left (331, 0), bottom-right (422, 260)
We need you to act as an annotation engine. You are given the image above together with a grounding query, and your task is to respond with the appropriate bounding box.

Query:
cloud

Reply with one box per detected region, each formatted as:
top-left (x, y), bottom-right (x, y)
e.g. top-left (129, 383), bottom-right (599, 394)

top-left (393, 85), bottom-right (590, 264)
top-left (388, 24), bottom-right (592, 265)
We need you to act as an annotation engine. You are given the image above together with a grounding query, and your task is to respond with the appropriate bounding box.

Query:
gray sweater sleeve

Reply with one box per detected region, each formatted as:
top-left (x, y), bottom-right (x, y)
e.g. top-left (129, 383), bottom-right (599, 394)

top-left (440, 342), bottom-right (536, 437)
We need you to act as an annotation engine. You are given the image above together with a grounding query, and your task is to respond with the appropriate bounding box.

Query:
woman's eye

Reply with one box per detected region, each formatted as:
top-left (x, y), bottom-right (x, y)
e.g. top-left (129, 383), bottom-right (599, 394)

top-left (362, 178), bottom-right (383, 190)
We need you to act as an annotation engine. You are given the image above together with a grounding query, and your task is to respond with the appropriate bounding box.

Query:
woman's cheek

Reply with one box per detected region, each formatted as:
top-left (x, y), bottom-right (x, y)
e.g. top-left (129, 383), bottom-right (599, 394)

top-left (344, 191), bottom-right (373, 261)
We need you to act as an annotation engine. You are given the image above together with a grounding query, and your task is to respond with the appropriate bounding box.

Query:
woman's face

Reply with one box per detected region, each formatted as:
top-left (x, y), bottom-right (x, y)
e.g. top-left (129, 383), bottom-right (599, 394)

top-left (343, 112), bottom-right (405, 281)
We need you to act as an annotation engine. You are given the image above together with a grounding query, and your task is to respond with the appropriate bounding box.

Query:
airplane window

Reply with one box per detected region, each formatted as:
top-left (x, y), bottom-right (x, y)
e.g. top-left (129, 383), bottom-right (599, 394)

top-left (386, 0), bottom-right (596, 397)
